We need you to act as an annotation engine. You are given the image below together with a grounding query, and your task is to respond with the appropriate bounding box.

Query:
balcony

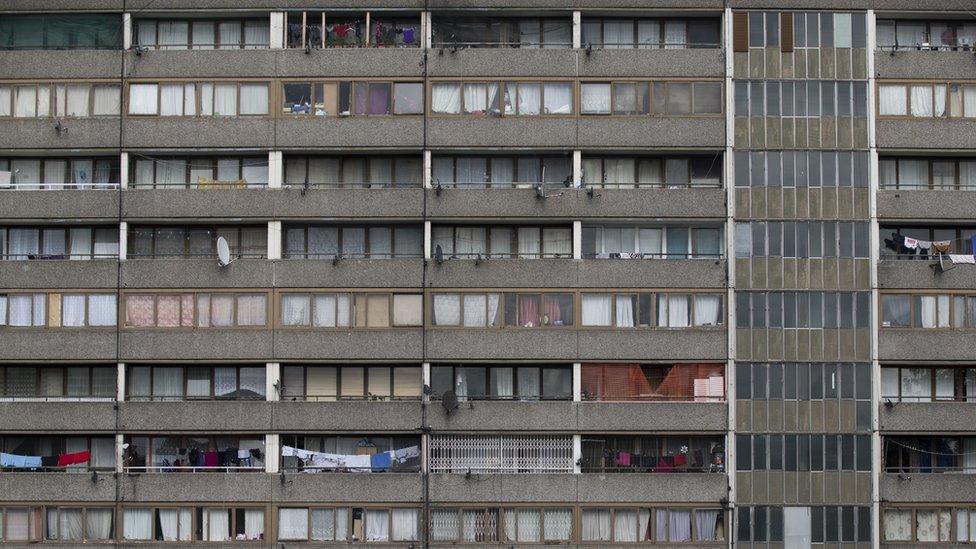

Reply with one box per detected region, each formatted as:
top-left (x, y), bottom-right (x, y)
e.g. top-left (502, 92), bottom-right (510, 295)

top-left (272, 400), bottom-right (422, 432)
top-left (275, 258), bottom-right (424, 289)
top-left (119, 472), bottom-right (273, 503)
top-left (879, 329), bottom-right (976, 362)
top-left (120, 259), bottom-right (274, 289)
top-left (0, 118), bottom-right (121, 150)
top-left (0, 330), bottom-right (117, 361)
top-left (123, 117), bottom-right (275, 149)
top-left (578, 117), bottom-right (725, 148)
top-left (0, 401), bottom-right (117, 432)
top-left (119, 329), bottom-right (273, 361)
top-left (275, 186), bottom-right (425, 219)
top-left (275, 116), bottom-right (424, 149)
top-left (877, 119), bottom-right (976, 151)
top-left (118, 401), bottom-right (273, 432)
top-left (274, 329), bottom-right (424, 360)
top-left (121, 188), bottom-right (275, 220)
top-left (426, 329), bottom-right (578, 361)
top-left (0, 260), bottom-right (118, 289)
top-left (881, 472), bottom-right (976, 503)
top-left (427, 117), bottom-right (578, 148)
top-left (879, 402), bottom-right (976, 433)
top-left (878, 189), bottom-right (976, 222)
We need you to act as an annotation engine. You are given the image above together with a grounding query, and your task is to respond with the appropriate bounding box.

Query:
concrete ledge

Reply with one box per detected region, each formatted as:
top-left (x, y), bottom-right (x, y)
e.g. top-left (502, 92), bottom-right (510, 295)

top-left (578, 329), bottom-right (727, 361)
top-left (119, 400), bottom-right (272, 432)
top-left (123, 117), bottom-right (275, 149)
top-left (277, 49), bottom-right (425, 78)
top-left (877, 119), bottom-right (976, 151)
top-left (881, 473), bottom-right (976, 503)
top-left (119, 329), bottom-right (273, 361)
top-left (0, 260), bottom-right (119, 289)
top-left (579, 48), bottom-right (725, 78)
top-left (577, 187), bottom-right (727, 219)
top-left (427, 49), bottom-right (577, 77)
top-left (0, 473), bottom-right (116, 503)
top-left (578, 117), bottom-right (725, 148)
top-left (274, 187), bottom-right (425, 219)
top-left (272, 400), bottom-right (423, 432)
top-left (577, 259), bottom-right (727, 289)
top-left (878, 260), bottom-right (976, 290)
top-left (577, 473), bottom-right (726, 503)
top-left (0, 330), bottom-right (117, 361)
top-left (125, 49), bottom-right (277, 79)
top-left (275, 117), bottom-right (425, 149)
top-left (0, 190), bottom-right (120, 221)
top-left (274, 259), bottom-right (425, 289)
top-left (878, 189), bottom-right (976, 222)
top-left (426, 188), bottom-right (578, 219)
top-left (0, 50), bottom-right (122, 79)
top-left (427, 400), bottom-right (577, 432)
top-left (121, 188), bottom-right (276, 220)
top-left (879, 330), bottom-right (976, 362)
top-left (875, 51), bottom-right (976, 80)
top-left (879, 402), bottom-right (976, 434)
top-left (0, 401), bottom-right (117, 433)
top-left (426, 329), bottom-right (578, 360)
top-left (577, 402), bottom-right (727, 432)
top-left (426, 259), bottom-right (578, 288)
top-left (274, 329), bottom-right (424, 360)
top-left (0, 118), bottom-right (121, 151)
top-left (275, 473), bottom-right (423, 503)
top-left (120, 259), bottom-right (274, 289)
top-left (119, 472), bottom-right (273, 503)
top-left (429, 473), bottom-right (577, 503)
top-left (427, 118), bottom-right (578, 148)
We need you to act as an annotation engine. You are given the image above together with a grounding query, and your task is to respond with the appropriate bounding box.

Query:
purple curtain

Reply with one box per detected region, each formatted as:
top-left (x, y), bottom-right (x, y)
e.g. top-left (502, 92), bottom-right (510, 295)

top-left (369, 84), bottom-right (391, 115)
top-left (354, 83), bottom-right (369, 115)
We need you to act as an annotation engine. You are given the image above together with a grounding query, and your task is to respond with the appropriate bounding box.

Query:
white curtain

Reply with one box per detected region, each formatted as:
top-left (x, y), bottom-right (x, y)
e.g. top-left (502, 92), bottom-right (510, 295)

top-left (65, 85), bottom-right (90, 116)
top-left (543, 227), bottom-right (572, 257)
top-left (696, 509), bottom-right (721, 541)
top-left (582, 509), bottom-right (610, 541)
top-left (659, 295), bottom-right (690, 327)
top-left (960, 162), bottom-right (976, 189)
top-left (902, 368), bottom-right (931, 402)
top-left (244, 21), bottom-right (270, 48)
top-left (204, 509), bottom-right (230, 541)
top-left (958, 509), bottom-right (976, 542)
top-left (694, 295), bottom-right (722, 326)
top-left (605, 158), bottom-right (636, 186)
top-left (964, 86), bottom-right (976, 117)
top-left (282, 295), bottom-right (310, 326)
top-left (240, 83), bottom-right (269, 115)
top-left (14, 86), bottom-right (37, 117)
top-left (581, 83), bottom-right (611, 114)
top-left (137, 20), bottom-right (156, 47)
top-left (911, 85), bottom-right (933, 117)
top-left (879, 85), bottom-right (906, 116)
top-left (218, 21), bottom-right (242, 49)
top-left (153, 367), bottom-right (183, 399)
top-left (517, 84), bottom-right (541, 115)
top-left (518, 227), bottom-right (541, 257)
top-left (236, 294), bottom-right (266, 326)
top-left (516, 509), bottom-right (540, 542)
top-left (582, 294), bottom-right (612, 326)
top-left (213, 84), bottom-right (237, 115)
top-left (784, 507), bottom-right (811, 547)
top-left (669, 509), bottom-right (692, 542)
top-left (964, 438), bottom-right (976, 473)
top-left (487, 294), bottom-right (500, 326)
top-left (9, 295), bottom-right (35, 326)
top-left (158, 509), bottom-right (182, 541)
top-left (493, 367), bottom-right (514, 398)
top-left (313, 294), bottom-right (337, 327)
top-left (884, 509), bottom-right (911, 541)
top-left (899, 159), bottom-right (927, 188)
top-left (58, 508), bottom-right (84, 540)
top-left (365, 509), bottom-right (389, 541)
top-left (463, 294), bottom-right (487, 327)
top-left (463, 83), bottom-right (487, 114)
top-left (664, 21), bottom-right (687, 49)
top-left (919, 295), bottom-right (938, 328)
top-left (244, 509), bottom-right (264, 540)
top-left (69, 228), bottom-right (92, 260)
top-left (158, 21), bottom-right (188, 49)
top-left (311, 508), bottom-right (335, 541)
top-left (603, 20), bottom-right (630, 48)
top-left (614, 509), bottom-right (638, 542)
top-left (128, 84), bottom-right (158, 115)
top-left (88, 294), bottom-right (116, 326)
top-left (9, 228), bottom-right (39, 259)
top-left (434, 294), bottom-right (461, 325)
top-left (432, 83), bottom-right (461, 114)
top-left (456, 227), bottom-right (487, 256)
top-left (123, 509), bottom-right (153, 540)
top-left (62, 295), bottom-right (86, 327)
top-left (159, 84), bottom-right (183, 116)
top-left (544, 509), bottom-right (571, 541)
top-left (639, 228), bottom-right (663, 256)
top-left (544, 83), bottom-right (572, 114)
top-left (615, 295), bottom-right (635, 327)
top-left (391, 509), bottom-right (418, 541)
top-left (192, 21), bottom-right (215, 49)
top-left (935, 84), bottom-right (947, 116)
top-left (86, 508), bottom-right (114, 540)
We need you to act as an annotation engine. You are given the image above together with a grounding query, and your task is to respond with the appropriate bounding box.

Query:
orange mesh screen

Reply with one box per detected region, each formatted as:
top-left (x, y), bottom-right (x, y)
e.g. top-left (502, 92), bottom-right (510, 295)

top-left (581, 363), bottom-right (725, 401)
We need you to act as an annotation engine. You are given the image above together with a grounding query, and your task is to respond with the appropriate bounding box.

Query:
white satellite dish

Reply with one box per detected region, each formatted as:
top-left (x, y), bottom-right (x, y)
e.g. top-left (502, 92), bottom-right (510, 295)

top-left (216, 236), bottom-right (232, 267)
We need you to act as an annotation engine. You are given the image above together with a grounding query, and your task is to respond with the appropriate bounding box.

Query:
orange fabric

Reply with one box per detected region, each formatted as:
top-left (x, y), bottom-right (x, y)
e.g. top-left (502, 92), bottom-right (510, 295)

top-left (581, 363), bottom-right (724, 400)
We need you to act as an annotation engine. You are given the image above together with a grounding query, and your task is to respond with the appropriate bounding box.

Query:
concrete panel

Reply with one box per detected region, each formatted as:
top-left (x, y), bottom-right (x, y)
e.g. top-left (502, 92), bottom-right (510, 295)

top-left (0, 50), bottom-right (122, 79)
top-left (123, 117), bottom-right (274, 149)
top-left (731, 0), bottom-right (868, 6)
top-left (877, 189), bottom-right (976, 222)
top-left (0, 401), bottom-right (117, 433)
top-left (427, 118), bottom-right (578, 148)
top-left (879, 402), bottom-right (976, 434)
top-left (0, 330), bottom-right (117, 361)
top-left (274, 259), bottom-right (425, 289)
top-left (118, 401), bottom-right (273, 432)
top-left (273, 187), bottom-right (425, 219)
top-left (128, 0), bottom-right (424, 9)
top-left (578, 118), bottom-right (726, 148)
top-left (0, 474), bottom-right (117, 503)
top-left (579, 187), bottom-right (727, 219)
top-left (425, 329), bottom-right (578, 360)
top-left (576, 259), bottom-right (727, 289)
top-left (277, 49), bottom-right (425, 78)
top-left (577, 473), bottom-right (727, 503)
top-left (119, 473), bottom-right (274, 503)
top-left (875, 51), bottom-right (976, 80)
top-left (877, 119), bottom-right (976, 151)
top-left (577, 329), bottom-right (727, 361)
top-left (0, 118), bottom-right (121, 151)
top-left (579, 49), bottom-right (725, 78)
top-left (275, 473), bottom-right (423, 503)
top-left (3, 0), bottom-right (124, 9)
top-left (119, 329), bottom-right (273, 361)
top-left (120, 259), bottom-right (274, 289)
top-left (879, 330), bottom-right (976, 362)
top-left (427, 49), bottom-right (577, 77)
top-left (0, 190), bottom-right (120, 221)
top-left (121, 188), bottom-right (276, 220)
top-left (274, 330), bottom-right (424, 360)
top-left (427, 400), bottom-right (577, 432)
top-left (125, 50), bottom-right (277, 79)
top-left (275, 117), bottom-right (425, 149)
top-left (878, 260), bottom-right (976, 291)
top-left (426, 188), bottom-right (578, 219)
top-left (880, 473), bottom-right (976, 503)
top-left (577, 402), bottom-right (727, 432)
top-left (0, 260), bottom-right (119, 289)
top-left (272, 401), bottom-right (423, 432)
top-left (873, 0), bottom-right (976, 11)
top-left (429, 473), bottom-right (577, 502)
top-left (426, 259), bottom-right (578, 289)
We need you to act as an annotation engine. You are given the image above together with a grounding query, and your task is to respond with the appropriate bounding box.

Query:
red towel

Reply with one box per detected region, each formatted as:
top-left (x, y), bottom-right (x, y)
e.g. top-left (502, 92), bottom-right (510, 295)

top-left (57, 450), bottom-right (91, 467)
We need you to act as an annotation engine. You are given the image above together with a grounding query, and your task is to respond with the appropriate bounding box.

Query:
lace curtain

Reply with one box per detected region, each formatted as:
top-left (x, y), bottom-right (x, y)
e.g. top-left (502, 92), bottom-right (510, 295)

top-left (582, 294), bottom-right (612, 326)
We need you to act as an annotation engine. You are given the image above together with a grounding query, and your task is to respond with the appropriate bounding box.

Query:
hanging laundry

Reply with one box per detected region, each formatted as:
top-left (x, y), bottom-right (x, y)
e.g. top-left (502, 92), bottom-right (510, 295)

top-left (1, 452), bottom-right (39, 468)
top-left (334, 24), bottom-right (350, 38)
top-left (394, 445), bottom-right (420, 463)
top-left (616, 452), bottom-right (631, 466)
top-left (41, 455), bottom-right (59, 468)
top-left (403, 28), bottom-right (415, 44)
top-left (903, 236), bottom-right (919, 249)
top-left (916, 239), bottom-right (933, 251)
top-left (281, 445), bottom-right (295, 457)
top-left (932, 240), bottom-right (952, 254)
top-left (237, 449), bottom-right (251, 460)
top-left (203, 451), bottom-right (219, 467)
top-left (343, 454), bottom-right (372, 473)
top-left (950, 254), bottom-right (976, 264)
top-left (370, 451), bottom-right (394, 471)
top-left (57, 450), bottom-right (91, 467)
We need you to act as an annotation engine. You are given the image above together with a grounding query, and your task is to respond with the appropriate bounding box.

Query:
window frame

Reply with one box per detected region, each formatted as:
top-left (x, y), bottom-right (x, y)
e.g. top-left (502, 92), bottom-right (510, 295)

top-left (125, 80), bottom-right (272, 117)
top-left (121, 291), bottom-right (270, 329)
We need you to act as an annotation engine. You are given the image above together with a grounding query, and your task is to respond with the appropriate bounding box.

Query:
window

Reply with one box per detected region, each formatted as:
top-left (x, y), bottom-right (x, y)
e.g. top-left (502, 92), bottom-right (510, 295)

top-left (284, 225), bottom-right (422, 258)
top-left (736, 221), bottom-right (870, 259)
top-left (581, 155), bottom-right (721, 188)
top-left (0, 293), bottom-right (116, 328)
top-left (44, 507), bottom-right (114, 541)
top-left (126, 365), bottom-right (265, 401)
top-left (431, 81), bottom-right (573, 116)
top-left (280, 365), bottom-right (421, 401)
top-left (0, 83), bottom-right (120, 118)
top-left (581, 436), bottom-right (725, 473)
top-left (286, 11), bottom-right (421, 49)
top-left (581, 507), bottom-right (723, 542)
top-left (580, 293), bottom-right (723, 328)
top-left (583, 225), bottom-right (722, 258)
top-left (128, 226), bottom-right (266, 258)
top-left (280, 81), bottom-right (422, 116)
top-left (879, 82), bottom-right (976, 118)
top-left (879, 293), bottom-right (976, 329)
top-left (0, 365), bottom-right (115, 399)
top-left (127, 82), bottom-right (269, 116)
top-left (123, 293), bottom-right (267, 328)
top-left (876, 20), bottom-right (976, 51)
top-left (431, 292), bottom-right (573, 328)
top-left (432, 17), bottom-right (572, 48)
top-left (122, 435), bottom-right (265, 473)
top-left (581, 363), bottom-right (725, 401)
top-left (122, 507), bottom-right (264, 541)
top-left (0, 157), bottom-right (120, 190)
top-left (736, 291), bottom-right (870, 330)
top-left (580, 81), bottom-right (721, 115)
top-left (432, 155), bottom-right (571, 187)
top-left (433, 225), bottom-right (572, 258)
top-left (0, 507), bottom-right (43, 541)
top-left (135, 18), bottom-right (270, 50)
top-left (130, 156), bottom-right (268, 189)
top-left (879, 157), bottom-right (976, 190)
top-left (582, 18), bottom-right (721, 49)
top-left (283, 155), bottom-right (421, 188)
top-left (280, 293), bottom-right (422, 328)
top-left (430, 364), bottom-right (572, 401)
top-left (734, 150), bottom-right (870, 188)
top-left (429, 435), bottom-right (573, 473)
top-left (0, 226), bottom-right (117, 260)
top-left (882, 366), bottom-right (976, 402)
top-left (0, 14), bottom-right (121, 50)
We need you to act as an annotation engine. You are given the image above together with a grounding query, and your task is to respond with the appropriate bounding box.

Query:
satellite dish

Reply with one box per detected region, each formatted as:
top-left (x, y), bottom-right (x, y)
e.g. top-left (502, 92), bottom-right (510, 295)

top-left (216, 236), bottom-right (232, 267)
top-left (441, 390), bottom-right (459, 414)
top-left (434, 244), bottom-right (444, 265)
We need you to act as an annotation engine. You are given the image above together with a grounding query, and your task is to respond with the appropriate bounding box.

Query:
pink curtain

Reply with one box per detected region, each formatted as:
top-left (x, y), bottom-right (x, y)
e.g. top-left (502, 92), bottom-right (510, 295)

top-left (543, 296), bottom-right (562, 325)
top-left (156, 295), bottom-right (181, 327)
top-left (125, 295), bottom-right (154, 327)
top-left (180, 294), bottom-right (194, 326)
top-left (519, 295), bottom-right (540, 327)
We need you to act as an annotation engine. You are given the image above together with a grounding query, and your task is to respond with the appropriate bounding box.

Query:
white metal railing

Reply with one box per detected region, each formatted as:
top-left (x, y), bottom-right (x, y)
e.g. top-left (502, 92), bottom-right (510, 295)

top-left (428, 435), bottom-right (573, 473)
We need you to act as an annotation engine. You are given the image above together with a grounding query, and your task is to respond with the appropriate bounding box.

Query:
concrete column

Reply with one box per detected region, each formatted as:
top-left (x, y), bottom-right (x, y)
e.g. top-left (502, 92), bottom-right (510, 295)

top-left (266, 362), bottom-right (280, 401)
top-left (270, 13), bottom-right (285, 49)
top-left (572, 12), bottom-right (582, 49)
top-left (422, 362), bottom-right (431, 400)
top-left (265, 434), bottom-right (279, 473)
top-left (119, 152), bottom-right (129, 189)
top-left (424, 221), bottom-right (432, 260)
top-left (267, 221), bottom-right (282, 260)
top-left (572, 435), bottom-right (582, 474)
top-left (423, 150), bottom-right (432, 189)
top-left (424, 12), bottom-right (433, 50)
top-left (572, 362), bottom-right (582, 401)
top-left (268, 151), bottom-right (283, 189)
top-left (115, 434), bottom-right (125, 473)
top-left (722, 5), bottom-right (738, 509)
top-left (116, 363), bottom-right (126, 402)
top-left (866, 11), bottom-right (881, 549)
top-left (572, 222), bottom-right (582, 260)
top-left (572, 150), bottom-right (582, 188)
top-left (123, 13), bottom-right (132, 50)
top-left (119, 222), bottom-right (128, 260)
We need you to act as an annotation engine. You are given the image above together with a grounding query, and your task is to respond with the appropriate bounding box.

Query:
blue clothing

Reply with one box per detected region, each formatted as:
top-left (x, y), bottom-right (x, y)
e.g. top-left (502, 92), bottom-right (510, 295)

top-left (370, 451), bottom-right (393, 471)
